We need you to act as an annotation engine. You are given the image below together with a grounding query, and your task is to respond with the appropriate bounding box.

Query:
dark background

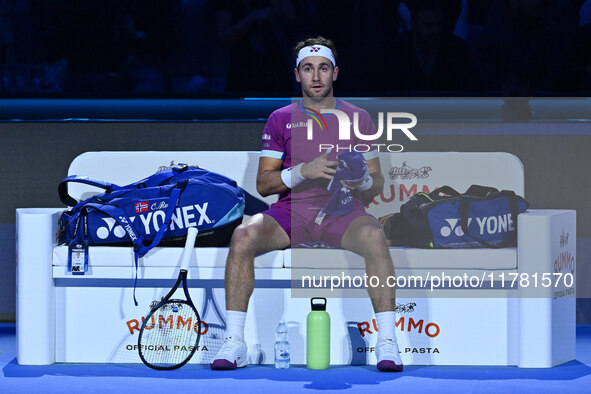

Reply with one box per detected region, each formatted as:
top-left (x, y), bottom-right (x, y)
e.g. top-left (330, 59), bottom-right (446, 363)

top-left (1, 0), bottom-right (590, 98)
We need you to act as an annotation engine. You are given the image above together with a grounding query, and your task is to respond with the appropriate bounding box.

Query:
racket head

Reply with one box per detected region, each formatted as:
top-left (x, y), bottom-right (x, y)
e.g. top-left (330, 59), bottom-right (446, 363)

top-left (138, 299), bottom-right (202, 370)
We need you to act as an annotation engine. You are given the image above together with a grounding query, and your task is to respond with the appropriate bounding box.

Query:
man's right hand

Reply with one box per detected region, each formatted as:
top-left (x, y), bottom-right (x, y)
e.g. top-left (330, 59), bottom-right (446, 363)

top-left (300, 150), bottom-right (338, 181)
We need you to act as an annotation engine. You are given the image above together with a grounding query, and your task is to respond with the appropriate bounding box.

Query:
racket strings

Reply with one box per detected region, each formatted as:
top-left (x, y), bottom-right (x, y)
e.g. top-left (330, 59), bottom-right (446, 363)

top-left (198, 323), bottom-right (225, 363)
top-left (139, 302), bottom-right (200, 368)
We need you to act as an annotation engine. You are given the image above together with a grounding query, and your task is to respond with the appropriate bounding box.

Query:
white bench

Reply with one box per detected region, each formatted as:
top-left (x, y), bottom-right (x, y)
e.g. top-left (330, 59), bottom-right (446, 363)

top-left (16, 151), bottom-right (576, 367)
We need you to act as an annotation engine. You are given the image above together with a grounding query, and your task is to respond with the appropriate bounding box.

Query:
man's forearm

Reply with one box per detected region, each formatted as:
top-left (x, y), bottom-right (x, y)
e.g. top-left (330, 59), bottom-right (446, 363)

top-left (256, 169), bottom-right (289, 197)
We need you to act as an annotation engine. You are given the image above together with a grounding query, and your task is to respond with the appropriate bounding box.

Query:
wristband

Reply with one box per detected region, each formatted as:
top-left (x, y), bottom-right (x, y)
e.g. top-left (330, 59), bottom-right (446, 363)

top-left (281, 164), bottom-right (306, 189)
top-left (357, 175), bottom-right (373, 191)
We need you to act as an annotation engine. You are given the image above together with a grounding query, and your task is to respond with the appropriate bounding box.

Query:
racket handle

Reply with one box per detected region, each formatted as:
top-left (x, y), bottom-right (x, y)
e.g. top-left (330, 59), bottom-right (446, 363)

top-left (180, 227), bottom-right (198, 271)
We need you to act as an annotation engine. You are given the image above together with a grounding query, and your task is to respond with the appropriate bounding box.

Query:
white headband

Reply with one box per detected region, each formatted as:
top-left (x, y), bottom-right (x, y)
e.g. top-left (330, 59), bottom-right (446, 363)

top-left (296, 45), bottom-right (336, 68)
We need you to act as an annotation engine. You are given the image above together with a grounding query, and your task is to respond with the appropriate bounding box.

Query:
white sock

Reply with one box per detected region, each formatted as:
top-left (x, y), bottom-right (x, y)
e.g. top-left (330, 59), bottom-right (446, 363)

top-left (225, 310), bottom-right (246, 341)
top-left (376, 311), bottom-right (398, 342)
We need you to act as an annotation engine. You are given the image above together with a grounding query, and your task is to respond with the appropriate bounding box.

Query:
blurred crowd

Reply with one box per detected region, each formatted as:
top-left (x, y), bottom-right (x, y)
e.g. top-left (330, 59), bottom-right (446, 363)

top-left (0, 0), bottom-right (590, 96)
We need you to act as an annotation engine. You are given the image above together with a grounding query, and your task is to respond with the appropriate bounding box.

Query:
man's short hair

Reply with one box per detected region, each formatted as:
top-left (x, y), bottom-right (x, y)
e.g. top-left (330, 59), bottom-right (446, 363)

top-left (293, 36), bottom-right (338, 68)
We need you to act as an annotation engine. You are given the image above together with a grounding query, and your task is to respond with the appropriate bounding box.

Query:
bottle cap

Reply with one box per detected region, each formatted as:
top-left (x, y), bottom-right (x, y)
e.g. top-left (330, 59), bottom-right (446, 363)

top-left (310, 297), bottom-right (327, 311)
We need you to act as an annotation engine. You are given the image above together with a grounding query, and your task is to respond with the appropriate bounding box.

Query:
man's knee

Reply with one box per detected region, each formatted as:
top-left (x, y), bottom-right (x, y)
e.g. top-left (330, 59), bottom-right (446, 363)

top-left (230, 222), bottom-right (260, 255)
top-left (359, 222), bottom-right (388, 245)
top-left (356, 223), bottom-right (390, 258)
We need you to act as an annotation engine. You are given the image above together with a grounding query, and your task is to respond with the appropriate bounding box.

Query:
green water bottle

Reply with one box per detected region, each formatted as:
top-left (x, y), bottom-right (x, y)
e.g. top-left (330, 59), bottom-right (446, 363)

top-left (306, 297), bottom-right (330, 369)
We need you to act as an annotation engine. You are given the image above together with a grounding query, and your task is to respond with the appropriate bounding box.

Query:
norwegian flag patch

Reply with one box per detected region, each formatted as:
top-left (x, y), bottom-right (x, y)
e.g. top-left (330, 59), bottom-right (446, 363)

top-left (135, 201), bottom-right (149, 213)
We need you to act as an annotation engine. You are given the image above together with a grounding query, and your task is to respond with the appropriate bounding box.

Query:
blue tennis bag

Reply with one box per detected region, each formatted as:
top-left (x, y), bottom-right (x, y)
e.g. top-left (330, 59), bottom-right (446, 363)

top-left (382, 185), bottom-right (529, 248)
top-left (58, 164), bottom-right (268, 252)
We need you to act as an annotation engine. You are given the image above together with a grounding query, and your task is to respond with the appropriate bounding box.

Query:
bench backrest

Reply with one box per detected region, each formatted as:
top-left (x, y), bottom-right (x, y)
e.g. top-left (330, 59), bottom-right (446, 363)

top-left (67, 151), bottom-right (524, 218)
top-left (370, 152), bottom-right (524, 218)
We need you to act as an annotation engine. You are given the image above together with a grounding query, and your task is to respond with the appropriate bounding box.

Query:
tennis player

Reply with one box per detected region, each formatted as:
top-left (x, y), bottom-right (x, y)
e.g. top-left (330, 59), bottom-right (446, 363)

top-left (211, 36), bottom-right (403, 372)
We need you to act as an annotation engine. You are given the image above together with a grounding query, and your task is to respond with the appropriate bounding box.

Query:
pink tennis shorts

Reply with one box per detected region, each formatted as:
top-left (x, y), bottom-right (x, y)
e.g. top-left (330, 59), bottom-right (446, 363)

top-left (262, 200), bottom-right (372, 248)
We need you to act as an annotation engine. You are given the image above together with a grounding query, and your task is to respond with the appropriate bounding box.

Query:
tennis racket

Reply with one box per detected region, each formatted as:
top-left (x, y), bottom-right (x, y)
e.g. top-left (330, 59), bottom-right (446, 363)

top-left (138, 226), bottom-right (201, 370)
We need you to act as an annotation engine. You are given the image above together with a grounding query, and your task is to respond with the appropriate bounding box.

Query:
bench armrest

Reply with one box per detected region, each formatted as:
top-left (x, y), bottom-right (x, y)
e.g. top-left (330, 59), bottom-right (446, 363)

top-left (517, 209), bottom-right (576, 367)
top-left (16, 208), bottom-right (64, 365)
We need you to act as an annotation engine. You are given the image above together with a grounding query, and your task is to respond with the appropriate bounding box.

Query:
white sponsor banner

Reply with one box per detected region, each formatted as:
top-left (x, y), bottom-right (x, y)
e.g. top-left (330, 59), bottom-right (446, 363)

top-left (54, 284), bottom-right (517, 366)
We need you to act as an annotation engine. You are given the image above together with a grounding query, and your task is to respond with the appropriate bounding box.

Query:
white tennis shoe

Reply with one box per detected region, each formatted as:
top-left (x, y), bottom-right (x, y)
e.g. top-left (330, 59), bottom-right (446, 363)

top-left (375, 337), bottom-right (404, 372)
top-left (210, 336), bottom-right (248, 370)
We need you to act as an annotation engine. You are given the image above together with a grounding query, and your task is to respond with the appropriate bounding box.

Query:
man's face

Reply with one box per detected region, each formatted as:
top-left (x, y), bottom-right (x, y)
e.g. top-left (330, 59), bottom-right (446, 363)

top-left (295, 56), bottom-right (339, 100)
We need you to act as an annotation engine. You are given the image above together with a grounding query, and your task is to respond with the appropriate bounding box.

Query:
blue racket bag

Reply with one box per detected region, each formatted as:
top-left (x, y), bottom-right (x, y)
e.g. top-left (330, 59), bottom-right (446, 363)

top-left (58, 164), bottom-right (268, 250)
top-left (57, 164), bottom-right (268, 304)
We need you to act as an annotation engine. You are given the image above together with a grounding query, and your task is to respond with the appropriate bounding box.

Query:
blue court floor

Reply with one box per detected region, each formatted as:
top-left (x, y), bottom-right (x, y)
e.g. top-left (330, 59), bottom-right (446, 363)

top-left (2, 324), bottom-right (590, 394)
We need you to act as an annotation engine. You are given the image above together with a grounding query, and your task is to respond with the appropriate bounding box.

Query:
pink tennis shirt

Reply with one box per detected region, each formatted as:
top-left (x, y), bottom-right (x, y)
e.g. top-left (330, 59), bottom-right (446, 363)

top-left (261, 99), bottom-right (378, 207)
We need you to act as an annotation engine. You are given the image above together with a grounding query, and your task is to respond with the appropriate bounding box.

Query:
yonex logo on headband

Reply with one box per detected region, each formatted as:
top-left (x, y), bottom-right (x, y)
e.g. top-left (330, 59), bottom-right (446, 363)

top-left (296, 45), bottom-right (336, 67)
